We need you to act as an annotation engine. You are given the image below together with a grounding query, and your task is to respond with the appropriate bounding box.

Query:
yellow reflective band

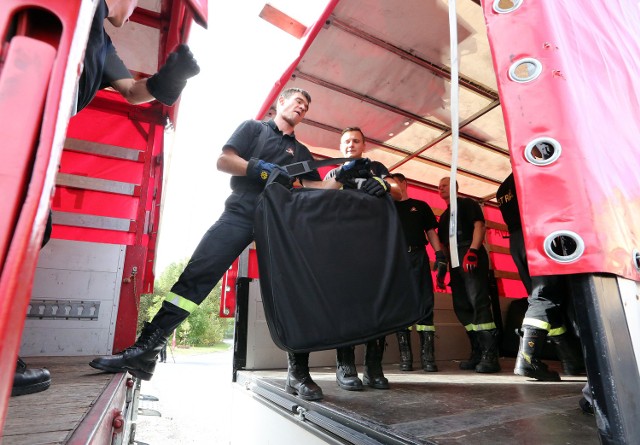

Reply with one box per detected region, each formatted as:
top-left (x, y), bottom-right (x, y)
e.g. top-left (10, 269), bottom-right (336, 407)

top-left (523, 318), bottom-right (551, 331)
top-left (548, 326), bottom-right (567, 337)
top-left (373, 176), bottom-right (387, 190)
top-left (164, 292), bottom-right (199, 314)
top-left (474, 322), bottom-right (497, 331)
top-left (407, 326), bottom-right (414, 331)
top-left (464, 324), bottom-right (474, 332)
top-left (416, 325), bottom-right (435, 332)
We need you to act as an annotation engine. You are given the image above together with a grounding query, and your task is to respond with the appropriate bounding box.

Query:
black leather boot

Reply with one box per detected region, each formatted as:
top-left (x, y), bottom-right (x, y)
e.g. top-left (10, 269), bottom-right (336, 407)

top-left (549, 332), bottom-right (586, 375)
top-left (285, 352), bottom-right (323, 400)
top-left (12, 357), bottom-right (51, 396)
top-left (419, 331), bottom-right (438, 372)
top-left (459, 331), bottom-right (482, 370)
top-left (475, 329), bottom-right (501, 373)
top-left (336, 346), bottom-right (363, 391)
top-left (514, 327), bottom-right (560, 381)
top-left (396, 330), bottom-right (413, 371)
top-left (89, 322), bottom-right (168, 380)
top-left (363, 337), bottom-right (389, 389)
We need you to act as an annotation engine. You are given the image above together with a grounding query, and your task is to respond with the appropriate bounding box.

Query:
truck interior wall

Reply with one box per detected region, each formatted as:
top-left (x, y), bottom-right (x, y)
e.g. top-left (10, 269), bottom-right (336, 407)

top-left (242, 279), bottom-right (512, 370)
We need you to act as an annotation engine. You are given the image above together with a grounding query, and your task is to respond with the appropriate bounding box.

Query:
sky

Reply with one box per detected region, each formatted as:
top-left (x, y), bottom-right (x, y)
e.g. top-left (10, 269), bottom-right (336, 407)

top-left (154, 0), bottom-right (330, 274)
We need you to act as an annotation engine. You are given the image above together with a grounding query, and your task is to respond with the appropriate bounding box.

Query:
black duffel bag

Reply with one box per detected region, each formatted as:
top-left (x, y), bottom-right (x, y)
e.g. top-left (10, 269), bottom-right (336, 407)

top-left (254, 179), bottom-right (425, 353)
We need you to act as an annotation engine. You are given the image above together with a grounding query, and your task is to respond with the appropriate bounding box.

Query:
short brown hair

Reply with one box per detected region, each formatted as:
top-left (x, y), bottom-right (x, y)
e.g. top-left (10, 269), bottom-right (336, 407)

top-left (281, 87), bottom-right (311, 104)
top-left (341, 126), bottom-right (365, 140)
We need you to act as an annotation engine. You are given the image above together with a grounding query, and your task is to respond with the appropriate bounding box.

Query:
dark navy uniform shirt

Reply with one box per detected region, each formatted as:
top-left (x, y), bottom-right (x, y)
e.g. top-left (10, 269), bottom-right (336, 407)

top-left (394, 198), bottom-right (438, 247)
top-left (496, 173), bottom-right (522, 233)
top-left (223, 119), bottom-right (320, 216)
top-left (77, 0), bottom-right (132, 112)
top-left (437, 197), bottom-right (485, 246)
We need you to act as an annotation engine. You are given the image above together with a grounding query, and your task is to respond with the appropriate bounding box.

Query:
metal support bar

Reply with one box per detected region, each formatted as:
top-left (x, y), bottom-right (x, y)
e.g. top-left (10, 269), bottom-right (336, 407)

top-left (64, 138), bottom-right (142, 161)
top-left (56, 173), bottom-right (138, 196)
top-left (52, 211), bottom-right (135, 232)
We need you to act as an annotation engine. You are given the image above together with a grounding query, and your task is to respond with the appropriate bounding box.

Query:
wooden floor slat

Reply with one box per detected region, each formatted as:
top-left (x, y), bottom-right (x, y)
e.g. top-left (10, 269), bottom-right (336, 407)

top-left (2, 356), bottom-right (118, 444)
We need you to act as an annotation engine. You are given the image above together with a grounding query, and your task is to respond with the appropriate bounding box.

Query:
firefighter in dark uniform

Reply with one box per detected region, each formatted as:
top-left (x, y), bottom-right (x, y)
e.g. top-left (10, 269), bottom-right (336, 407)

top-left (324, 127), bottom-right (398, 391)
top-left (437, 177), bottom-right (500, 373)
top-left (90, 89), bottom-right (372, 402)
top-left (496, 173), bottom-right (584, 381)
top-left (386, 173), bottom-right (447, 372)
top-left (13, 0), bottom-right (199, 397)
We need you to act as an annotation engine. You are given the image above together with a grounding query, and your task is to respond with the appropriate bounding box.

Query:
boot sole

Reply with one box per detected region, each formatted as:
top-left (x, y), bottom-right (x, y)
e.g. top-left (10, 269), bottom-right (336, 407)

top-left (362, 377), bottom-right (390, 390)
top-left (514, 366), bottom-right (560, 382)
top-left (285, 384), bottom-right (324, 401)
top-left (336, 379), bottom-right (363, 391)
top-left (475, 366), bottom-right (501, 373)
top-left (89, 361), bottom-right (153, 381)
top-left (11, 379), bottom-right (51, 397)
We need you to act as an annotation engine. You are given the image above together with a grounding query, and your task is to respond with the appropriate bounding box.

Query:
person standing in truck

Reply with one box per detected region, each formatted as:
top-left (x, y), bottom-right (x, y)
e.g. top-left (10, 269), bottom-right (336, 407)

top-left (13, 0), bottom-right (199, 397)
top-left (436, 177), bottom-right (501, 373)
top-left (386, 173), bottom-right (447, 373)
top-left (89, 88), bottom-right (372, 402)
top-left (323, 126), bottom-right (397, 392)
top-left (496, 172), bottom-right (585, 381)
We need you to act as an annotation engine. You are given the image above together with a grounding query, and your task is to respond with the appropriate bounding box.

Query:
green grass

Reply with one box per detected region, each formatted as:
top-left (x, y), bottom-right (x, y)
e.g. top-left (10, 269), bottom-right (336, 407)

top-left (168, 342), bottom-right (232, 355)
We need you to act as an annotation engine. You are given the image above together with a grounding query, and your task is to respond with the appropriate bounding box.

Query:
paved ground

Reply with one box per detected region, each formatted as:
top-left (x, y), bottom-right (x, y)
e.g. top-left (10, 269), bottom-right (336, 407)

top-left (134, 345), bottom-right (234, 445)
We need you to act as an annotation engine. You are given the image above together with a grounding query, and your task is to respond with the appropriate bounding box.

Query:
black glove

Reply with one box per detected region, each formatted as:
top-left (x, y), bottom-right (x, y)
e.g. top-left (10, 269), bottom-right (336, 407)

top-left (147, 44), bottom-right (200, 106)
top-left (246, 158), bottom-right (292, 187)
top-left (433, 250), bottom-right (448, 290)
top-left (334, 158), bottom-right (371, 183)
top-left (361, 176), bottom-right (389, 197)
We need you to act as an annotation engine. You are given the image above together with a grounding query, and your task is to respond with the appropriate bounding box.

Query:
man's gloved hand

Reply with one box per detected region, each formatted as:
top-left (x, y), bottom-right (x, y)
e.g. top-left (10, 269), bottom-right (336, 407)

top-left (432, 250), bottom-right (447, 272)
top-left (147, 44), bottom-right (200, 106)
top-left (462, 248), bottom-right (479, 273)
top-left (433, 250), bottom-right (448, 290)
top-left (334, 158), bottom-right (371, 183)
top-left (246, 158), bottom-right (292, 187)
top-left (361, 177), bottom-right (389, 197)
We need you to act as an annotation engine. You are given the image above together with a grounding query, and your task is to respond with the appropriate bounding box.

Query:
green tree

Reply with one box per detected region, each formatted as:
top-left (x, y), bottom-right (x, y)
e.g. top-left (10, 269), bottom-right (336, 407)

top-left (137, 258), bottom-right (229, 346)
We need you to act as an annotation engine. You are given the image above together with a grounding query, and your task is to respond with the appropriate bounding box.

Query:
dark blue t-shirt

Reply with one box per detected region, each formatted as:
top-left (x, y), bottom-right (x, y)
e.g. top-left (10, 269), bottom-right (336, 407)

top-left (77, 0), bottom-right (132, 112)
top-left (438, 197), bottom-right (485, 246)
top-left (222, 119), bottom-right (320, 217)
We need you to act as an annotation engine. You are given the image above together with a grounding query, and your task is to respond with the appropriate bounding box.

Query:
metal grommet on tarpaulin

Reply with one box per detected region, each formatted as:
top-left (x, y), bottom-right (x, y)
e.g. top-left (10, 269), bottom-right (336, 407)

top-left (524, 137), bottom-right (562, 166)
top-left (493, 0), bottom-right (524, 14)
top-left (543, 231), bottom-right (585, 263)
top-left (508, 57), bottom-right (542, 83)
top-left (632, 249), bottom-right (640, 273)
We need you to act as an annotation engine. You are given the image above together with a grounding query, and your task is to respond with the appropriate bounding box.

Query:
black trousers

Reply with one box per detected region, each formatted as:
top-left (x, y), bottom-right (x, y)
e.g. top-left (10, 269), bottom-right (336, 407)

top-left (170, 209), bottom-right (254, 305)
top-left (509, 228), bottom-right (570, 332)
top-left (509, 228), bottom-right (532, 294)
top-left (448, 244), bottom-right (495, 331)
top-left (408, 248), bottom-right (435, 327)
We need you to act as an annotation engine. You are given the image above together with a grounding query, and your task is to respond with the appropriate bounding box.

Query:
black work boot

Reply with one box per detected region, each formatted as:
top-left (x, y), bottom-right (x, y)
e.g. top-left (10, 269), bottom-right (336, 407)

top-left (514, 327), bottom-right (560, 381)
top-left (396, 330), bottom-right (413, 371)
top-left (475, 329), bottom-right (501, 373)
top-left (419, 331), bottom-right (438, 372)
top-left (549, 332), bottom-right (586, 375)
top-left (363, 337), bottom-right (389, 389)
top-left (89, 322), bottom-right (168, 380)
top-left (336, 346), bottom-right (363, 391)
top-left (12, 357), bottom-right (51, 396)
top-left (459, 331), bottom-right (482, 370)
top-left (285, 352), bottom-right (323, 401)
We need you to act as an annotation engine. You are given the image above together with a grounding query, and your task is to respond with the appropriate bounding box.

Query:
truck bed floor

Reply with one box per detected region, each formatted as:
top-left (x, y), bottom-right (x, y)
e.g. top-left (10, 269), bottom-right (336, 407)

top-left (236, 358), bottom-right (597, 444)
top-left (2, 356), bottom-right (119, 445)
